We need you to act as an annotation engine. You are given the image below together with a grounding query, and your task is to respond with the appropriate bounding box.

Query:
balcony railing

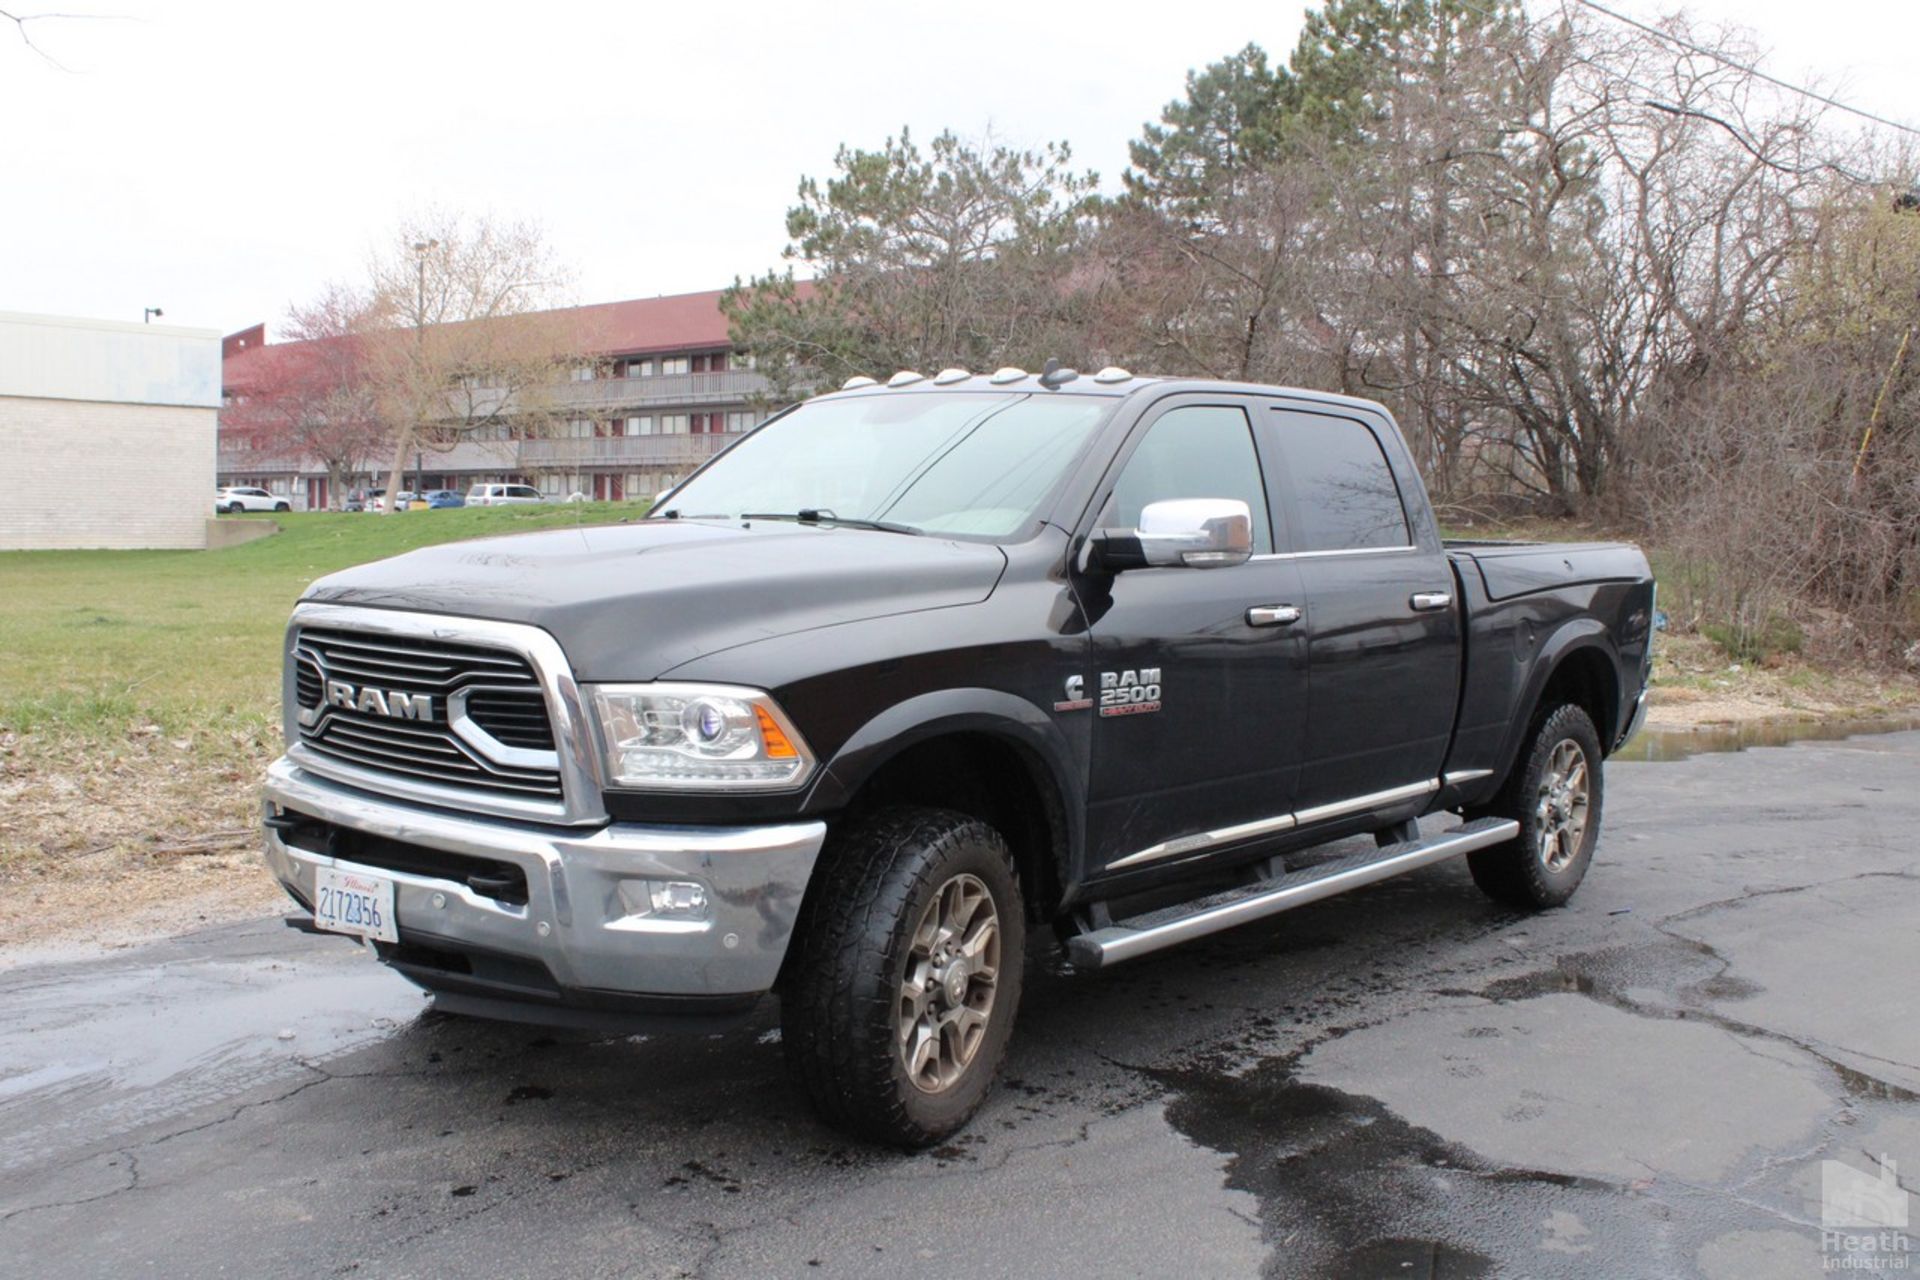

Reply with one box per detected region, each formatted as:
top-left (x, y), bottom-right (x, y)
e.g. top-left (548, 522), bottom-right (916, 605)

top-left (517, 432), bottom-right (742, 468)
top-left (217, 450), bottom-right (307, 474)
top-left (219, 433), bottom-right (736, 479)
top-left (546, 370), bottom-right (771, 412)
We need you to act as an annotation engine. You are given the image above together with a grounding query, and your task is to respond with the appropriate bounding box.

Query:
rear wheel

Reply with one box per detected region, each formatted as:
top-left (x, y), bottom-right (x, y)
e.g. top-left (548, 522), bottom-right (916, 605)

top-left (1467, 703), bottom-right (1603, 908)
top-left (781, 806), bottom-right (1025, 1148)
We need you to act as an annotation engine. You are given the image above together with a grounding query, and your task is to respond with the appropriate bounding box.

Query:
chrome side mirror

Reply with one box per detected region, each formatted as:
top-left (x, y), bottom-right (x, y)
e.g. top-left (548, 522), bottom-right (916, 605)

top-left (1095, 498), bottom-right (1253, 571)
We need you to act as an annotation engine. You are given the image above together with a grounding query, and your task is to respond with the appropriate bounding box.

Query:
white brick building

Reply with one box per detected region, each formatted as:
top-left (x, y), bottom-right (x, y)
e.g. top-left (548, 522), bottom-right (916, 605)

top-left (0, 312), bottom-right (222, 550)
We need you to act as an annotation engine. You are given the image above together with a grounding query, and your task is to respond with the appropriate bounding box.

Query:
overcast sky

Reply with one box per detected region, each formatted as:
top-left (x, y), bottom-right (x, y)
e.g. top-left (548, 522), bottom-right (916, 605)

top-left (3, 0), bottom-right (1915, 341)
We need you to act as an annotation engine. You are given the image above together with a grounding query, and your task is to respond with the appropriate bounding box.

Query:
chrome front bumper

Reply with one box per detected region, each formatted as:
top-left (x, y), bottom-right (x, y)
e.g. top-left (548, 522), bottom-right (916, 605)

top-left (262, 757), bottom-right (827, 1002)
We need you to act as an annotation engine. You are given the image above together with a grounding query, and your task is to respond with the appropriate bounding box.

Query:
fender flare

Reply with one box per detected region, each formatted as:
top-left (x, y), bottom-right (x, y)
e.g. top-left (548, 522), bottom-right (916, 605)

top-left (810, 687), bottom-right (1086, 885)
top-left (1490, 620), bottom-right (1623, 788)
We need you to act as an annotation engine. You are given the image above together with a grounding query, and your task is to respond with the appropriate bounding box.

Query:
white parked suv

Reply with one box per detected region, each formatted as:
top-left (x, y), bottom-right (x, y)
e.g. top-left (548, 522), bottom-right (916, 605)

top-left (466, 483), bottom-right (545, 507)
top-left (217, 486), bottom-right (290, 513)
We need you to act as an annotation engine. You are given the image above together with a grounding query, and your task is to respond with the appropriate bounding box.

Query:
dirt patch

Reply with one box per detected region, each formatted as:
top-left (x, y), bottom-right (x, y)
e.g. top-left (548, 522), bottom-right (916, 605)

top-left (0, 729), bottom-right (284, 960)
top-left (1646, 631), bottom-right (1920, 731)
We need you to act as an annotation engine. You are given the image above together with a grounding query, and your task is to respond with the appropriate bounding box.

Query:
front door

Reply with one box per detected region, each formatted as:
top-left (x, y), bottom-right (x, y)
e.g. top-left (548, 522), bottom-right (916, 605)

top-left (1078, 399), bottom-right (1310, 877)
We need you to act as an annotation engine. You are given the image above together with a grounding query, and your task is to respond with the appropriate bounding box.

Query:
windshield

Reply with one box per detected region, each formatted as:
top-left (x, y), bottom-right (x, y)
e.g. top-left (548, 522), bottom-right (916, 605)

top-left (655, 392), bottom-right (1113, 539)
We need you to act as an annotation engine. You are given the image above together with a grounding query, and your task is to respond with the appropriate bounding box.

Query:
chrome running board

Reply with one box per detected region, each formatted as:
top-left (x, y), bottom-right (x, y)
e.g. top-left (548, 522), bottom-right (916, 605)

top-left (1066, 817), bottom-right (1520, 969)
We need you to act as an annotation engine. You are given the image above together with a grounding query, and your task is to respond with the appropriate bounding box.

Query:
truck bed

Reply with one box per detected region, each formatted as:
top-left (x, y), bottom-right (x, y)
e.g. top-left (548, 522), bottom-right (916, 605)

top-left (1440, 538), bottom-right (1655, 789)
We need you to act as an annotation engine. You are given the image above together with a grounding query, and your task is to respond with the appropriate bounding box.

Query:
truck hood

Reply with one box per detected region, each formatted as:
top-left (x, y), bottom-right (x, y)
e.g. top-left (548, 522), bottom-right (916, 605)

top-left (300, 519), bottom-right (1008, 680)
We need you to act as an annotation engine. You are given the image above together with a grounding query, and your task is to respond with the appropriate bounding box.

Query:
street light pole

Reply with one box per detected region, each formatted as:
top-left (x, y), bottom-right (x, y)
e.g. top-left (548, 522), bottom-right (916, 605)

top-left (393, 239), bottom-right (439, 514)
top-left (142, 307), bottom-right (163, 324)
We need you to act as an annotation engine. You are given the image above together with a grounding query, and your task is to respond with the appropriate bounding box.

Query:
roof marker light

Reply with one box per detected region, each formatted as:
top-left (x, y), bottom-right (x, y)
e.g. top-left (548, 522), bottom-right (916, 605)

top-left (842, 375), bottom-right (878, 389)
top-left (887, 370), bottom-right (926, 387)
top-left (989, 367), bottom-right (1028, 384)
top-left (932, 367), bottom-right (970, 385)
top-left (1092, 366), bottom-right (1134, 383)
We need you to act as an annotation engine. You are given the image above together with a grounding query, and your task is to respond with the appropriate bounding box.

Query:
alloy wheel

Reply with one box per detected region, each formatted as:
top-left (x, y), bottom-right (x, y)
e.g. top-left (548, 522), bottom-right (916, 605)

top-left (1534, 739), bottom-right (1591, 872)
top-left (897, 873), bottom-right (1001, 1093)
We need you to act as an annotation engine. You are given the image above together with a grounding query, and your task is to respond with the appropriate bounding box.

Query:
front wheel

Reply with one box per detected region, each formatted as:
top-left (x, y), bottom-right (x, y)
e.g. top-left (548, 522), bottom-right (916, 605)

top-left (1467, 703), bottom-right (1604, 909)
top-left (274, 502), bottom-right (291, 512)
top-left (781, 807), bottom-right (1025, 1148)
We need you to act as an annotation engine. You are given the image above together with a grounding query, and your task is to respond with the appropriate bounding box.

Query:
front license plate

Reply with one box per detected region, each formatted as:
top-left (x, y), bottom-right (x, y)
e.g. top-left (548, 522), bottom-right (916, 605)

top-left (313, 866), bottom-right (398, 944)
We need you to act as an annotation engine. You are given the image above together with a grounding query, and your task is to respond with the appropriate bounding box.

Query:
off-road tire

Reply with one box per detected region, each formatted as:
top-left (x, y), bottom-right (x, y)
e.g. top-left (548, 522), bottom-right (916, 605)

top-left (1467, 703), bottom-right (1604, 909)
top-left (781, 806), bottom-right (1025, 1148)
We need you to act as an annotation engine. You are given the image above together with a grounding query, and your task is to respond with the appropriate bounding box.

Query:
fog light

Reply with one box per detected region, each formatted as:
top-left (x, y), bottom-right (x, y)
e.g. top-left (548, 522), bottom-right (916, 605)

top-left (649, 880), bottom-right (709, 917)
top-left (618, 877), bottom-right (711, 921)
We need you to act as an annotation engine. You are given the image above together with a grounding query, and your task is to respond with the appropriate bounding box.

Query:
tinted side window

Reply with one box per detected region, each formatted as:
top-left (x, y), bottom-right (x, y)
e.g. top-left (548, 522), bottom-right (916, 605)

top-left (1107, 405), bottom-right (1273, 554)
top-left (1269, 412), bottom-right (1410, 551)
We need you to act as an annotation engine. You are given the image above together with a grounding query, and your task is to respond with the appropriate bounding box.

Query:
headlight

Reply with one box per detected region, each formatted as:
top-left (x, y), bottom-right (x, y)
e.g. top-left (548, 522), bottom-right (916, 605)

top-left (588, 683), bottom-right (815, 791)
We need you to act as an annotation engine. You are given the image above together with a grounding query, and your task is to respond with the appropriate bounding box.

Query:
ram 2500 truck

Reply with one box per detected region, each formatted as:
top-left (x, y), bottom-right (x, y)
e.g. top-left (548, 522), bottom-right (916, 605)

top-left (262, 367), bottom-right (1654, 1146)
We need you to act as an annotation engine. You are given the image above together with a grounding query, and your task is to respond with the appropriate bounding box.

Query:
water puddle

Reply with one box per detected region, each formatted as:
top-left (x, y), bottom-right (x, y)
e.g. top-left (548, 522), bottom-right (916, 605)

top-left (1614, 716), bottom-right (1920, 763)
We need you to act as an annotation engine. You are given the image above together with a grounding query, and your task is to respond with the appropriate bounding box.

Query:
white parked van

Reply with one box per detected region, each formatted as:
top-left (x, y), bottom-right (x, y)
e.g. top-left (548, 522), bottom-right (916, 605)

top-left (466, 483), bottom-right (545, 507)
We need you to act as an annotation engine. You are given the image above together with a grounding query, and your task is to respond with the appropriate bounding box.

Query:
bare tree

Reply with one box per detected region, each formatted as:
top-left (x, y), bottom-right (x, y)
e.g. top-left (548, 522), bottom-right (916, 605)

top-left (275, 287), bottom-right (389, 506)
top-left (362, 213), bottom-right (580, 509)
top-left (219, 287), bottom-right (387, 508)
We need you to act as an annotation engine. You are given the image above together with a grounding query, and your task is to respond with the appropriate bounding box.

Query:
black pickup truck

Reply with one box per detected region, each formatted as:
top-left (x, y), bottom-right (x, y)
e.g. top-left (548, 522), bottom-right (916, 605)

top-left (262, 368), bottom-right (1654, 1146)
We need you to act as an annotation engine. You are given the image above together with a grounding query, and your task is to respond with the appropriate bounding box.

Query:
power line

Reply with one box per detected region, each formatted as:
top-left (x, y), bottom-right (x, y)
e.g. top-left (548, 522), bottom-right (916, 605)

top-left (1567, 0), bottom-right (1920, 139)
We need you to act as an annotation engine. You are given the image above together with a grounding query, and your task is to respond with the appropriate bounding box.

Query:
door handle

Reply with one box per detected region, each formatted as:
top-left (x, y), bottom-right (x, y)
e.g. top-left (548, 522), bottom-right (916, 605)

top-left (1247, 604), bottom-right (1302, 627)
top-left (1410, 591), bottom-right (1453, 612)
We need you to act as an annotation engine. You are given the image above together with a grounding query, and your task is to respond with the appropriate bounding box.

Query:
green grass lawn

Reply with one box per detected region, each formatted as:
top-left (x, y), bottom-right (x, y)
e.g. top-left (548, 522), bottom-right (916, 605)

top-left (0, 502), bottom-right (651, 741)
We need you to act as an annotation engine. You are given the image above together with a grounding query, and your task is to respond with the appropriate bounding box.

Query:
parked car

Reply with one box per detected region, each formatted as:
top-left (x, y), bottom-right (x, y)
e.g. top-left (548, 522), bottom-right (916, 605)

top-left (216, 485), bottom-right (290, 514)
top-left (466, 483), bottom-right (545, 506)
top-left (341, 496), bottom-right (366, 514)
top-left (425, 490), bottom-right (465, 509)
top-left (263, 368), bottom-right (1654, 1147)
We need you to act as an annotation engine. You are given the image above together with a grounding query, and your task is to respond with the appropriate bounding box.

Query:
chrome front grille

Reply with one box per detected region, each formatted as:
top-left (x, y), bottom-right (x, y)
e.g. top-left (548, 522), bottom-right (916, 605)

top-left (292, 625), bottom-right (562, 801)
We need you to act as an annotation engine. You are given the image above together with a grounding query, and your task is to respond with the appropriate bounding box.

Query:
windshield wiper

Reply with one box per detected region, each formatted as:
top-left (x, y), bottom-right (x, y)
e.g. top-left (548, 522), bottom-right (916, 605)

top-left (741, 509), bottom-right (922, 536)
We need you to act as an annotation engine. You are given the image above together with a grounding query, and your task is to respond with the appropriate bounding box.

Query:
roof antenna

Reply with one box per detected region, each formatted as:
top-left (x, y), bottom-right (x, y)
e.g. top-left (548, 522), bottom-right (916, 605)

top-left (1038, 358), bottom-right (1079, 389)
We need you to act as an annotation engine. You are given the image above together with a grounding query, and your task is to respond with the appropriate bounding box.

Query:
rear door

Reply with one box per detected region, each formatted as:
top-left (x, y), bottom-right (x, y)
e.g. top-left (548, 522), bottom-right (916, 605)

top-left (1261, 407), bottom-right (1461, 814)
top-left (1080, 397), bottom-right (1310, 876)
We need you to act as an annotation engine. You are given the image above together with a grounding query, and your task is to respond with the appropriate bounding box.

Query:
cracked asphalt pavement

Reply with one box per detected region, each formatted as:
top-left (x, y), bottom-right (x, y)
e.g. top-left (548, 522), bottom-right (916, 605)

top-left (3, 730), bottom-right (1917, 1278)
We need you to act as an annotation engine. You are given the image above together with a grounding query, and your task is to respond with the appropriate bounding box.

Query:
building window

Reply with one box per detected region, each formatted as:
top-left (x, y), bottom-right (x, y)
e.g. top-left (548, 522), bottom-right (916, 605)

top-left (660, 356), bottom-right (690, 376)
top-left (565, 417), bottom-right (594, 439)
top-left (726, 411), bottom-right (759, 432)
top-left (627, 358), bottom-right (652, 377)
top-left (659, 414), bottom-right (689, 435)
top-left (625, 416), bottom-right (652, 436)
top-left (570, 365), bottom-right (595, 382)
top-left (731, 350), bottom-right (755, 370)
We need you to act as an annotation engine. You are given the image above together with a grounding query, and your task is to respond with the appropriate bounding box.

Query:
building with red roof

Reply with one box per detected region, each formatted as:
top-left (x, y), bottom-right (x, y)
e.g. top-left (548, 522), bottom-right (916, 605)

top-left (217, 287), bottom-right (787, 510)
